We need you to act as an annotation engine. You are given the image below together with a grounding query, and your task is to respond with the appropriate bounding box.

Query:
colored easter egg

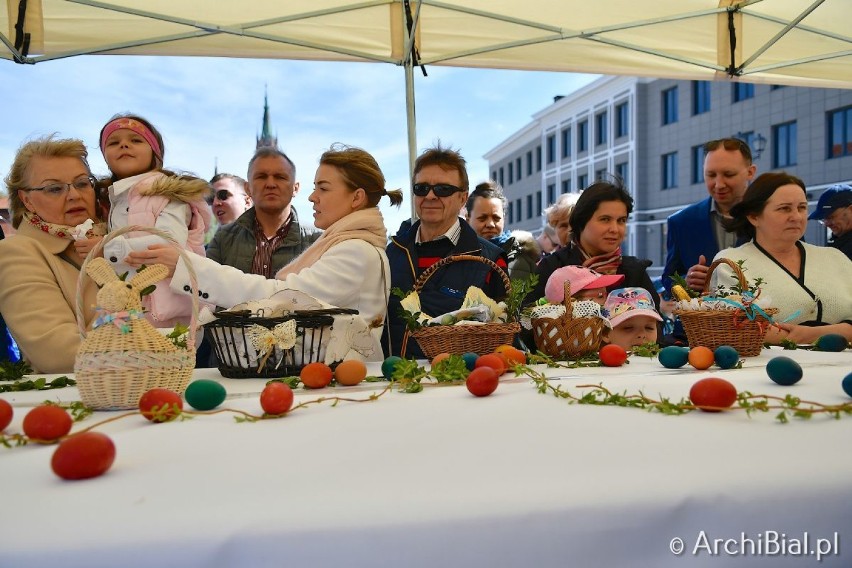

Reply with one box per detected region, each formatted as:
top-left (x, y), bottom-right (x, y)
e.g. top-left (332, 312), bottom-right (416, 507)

top-left (461, 352), bottom-right (479, 371)
top-left (766, 356), bottom-right (803, 386)
top-left (381, 356), bottom-right (403, 379)
top-left (714, 345), bottom-right (740, 370)
top-left (815, 333), bottom-right (848, 352)
top-left (184, 379), bottom-right (227, 411)
top-left (842, 372), bottom-right (852, 398)
top-left (658, 346), bottom-right (689, 369)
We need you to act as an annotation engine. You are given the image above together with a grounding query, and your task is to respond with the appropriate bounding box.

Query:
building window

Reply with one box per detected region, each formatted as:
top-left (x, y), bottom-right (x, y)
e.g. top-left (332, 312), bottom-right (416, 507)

top-left (595, 112), bottom-right (608, 146)
top-left (526, 151), bottom-right (533, 175)
top-left (615, 162), bottom-right (628, 183)
top-left (828, 106), bottom-right (852, 158)
top-left (561, 128), bottom-right (572, 158)
top-left (733, 83), bottom-right (755, 102)
top-left (547, 183), bottom-right (556, 205)
top-left (526, 194), bottom-right (533, 220)
top-left (536, 192), bottom-right (542, 217)
top-left (692, 81), bottom-right (711, 115)
top-left (546, 135), bottom-right (556, 164)
top-left (773, 121), bottom-right (797, 168)
top-left (578, 120), bottom-right (588, 153)
top-left (491, 170), bottom-right (497, 181)
top-left (662, 152), bottom-right (678, 189)
top-left (691, 144), bottom-right (705, 184)
top-left (516, 157), bottom-right (522, 181)
top-left (561, 179), bottom-right (571, 194)
top-left (577, 173), bottom-right (588, 190)
top-left (595, 168), bottom-right (607, 181)
top-left (507, 202), bottom-right (513, 224)
top-left (508, 162), bottom-right (514, 184)
top-left (662, 87), bottom-right (678, 125)
top-left (615, 102), bottom-right (629, 138)
top-left (498, 167), bottom-right (504, 187)
top-left (536, 146), bottom-right (542, 171)
top-left (515, 198), bottom-right (522, 220)
top-left (771, 85), bottom-right (786, 91)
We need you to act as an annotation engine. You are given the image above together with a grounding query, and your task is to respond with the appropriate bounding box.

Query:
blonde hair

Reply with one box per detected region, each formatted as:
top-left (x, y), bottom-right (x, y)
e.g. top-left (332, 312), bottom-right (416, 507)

top-left (320, 144), bottom-right (403, 208)
top-left (5, 135), bottom-right (91, 228)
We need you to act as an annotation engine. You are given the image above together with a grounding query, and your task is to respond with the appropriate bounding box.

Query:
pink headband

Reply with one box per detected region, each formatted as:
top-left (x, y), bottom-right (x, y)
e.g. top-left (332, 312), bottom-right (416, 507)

top-left (100, 118), bottom-right (163, 162)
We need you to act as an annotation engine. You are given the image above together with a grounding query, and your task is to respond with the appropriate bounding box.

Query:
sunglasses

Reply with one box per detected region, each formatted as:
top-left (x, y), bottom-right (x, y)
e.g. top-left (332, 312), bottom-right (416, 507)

top-left (412, 183), bottom-right (462, 198)
top-left (206, 189), bottom-right (235, 204)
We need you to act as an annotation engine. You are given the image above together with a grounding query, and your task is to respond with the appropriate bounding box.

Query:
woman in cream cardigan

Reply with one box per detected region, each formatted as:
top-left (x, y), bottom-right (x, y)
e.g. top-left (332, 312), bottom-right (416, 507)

top-left (711, 172), bottom-right (852, 344)
top-left (127, 144), bottom-right (402, 360)
top-left (0, 136), bottom-right (106, 372)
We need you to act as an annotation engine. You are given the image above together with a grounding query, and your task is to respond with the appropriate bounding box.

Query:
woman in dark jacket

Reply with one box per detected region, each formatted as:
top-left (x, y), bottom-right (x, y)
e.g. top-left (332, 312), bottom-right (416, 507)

top-left (530, 180), bottom-right (659, 309)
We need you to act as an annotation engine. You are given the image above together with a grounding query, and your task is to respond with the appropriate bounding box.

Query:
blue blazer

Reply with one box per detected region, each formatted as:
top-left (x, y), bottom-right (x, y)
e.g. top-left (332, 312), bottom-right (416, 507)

top-left (662, 197), bottom-right (719, 291)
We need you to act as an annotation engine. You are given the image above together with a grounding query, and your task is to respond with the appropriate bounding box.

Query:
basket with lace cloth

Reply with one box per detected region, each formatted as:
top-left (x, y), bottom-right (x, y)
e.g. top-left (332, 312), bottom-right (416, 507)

top-left (531, 281), bottom-right (608, 359)
top-left (205, 307), bottom-right (358, 378)
top-left (402, 255), bottom-right (519, 358)
top-left (74, 225), bottom-right (199, 410)
top-left (674, 258), bottom-right (777, 357)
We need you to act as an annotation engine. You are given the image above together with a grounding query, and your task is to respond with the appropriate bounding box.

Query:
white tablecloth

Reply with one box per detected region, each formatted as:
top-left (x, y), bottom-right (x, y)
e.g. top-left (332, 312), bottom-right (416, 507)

top-left (1, 348), bottom-right (850, 567)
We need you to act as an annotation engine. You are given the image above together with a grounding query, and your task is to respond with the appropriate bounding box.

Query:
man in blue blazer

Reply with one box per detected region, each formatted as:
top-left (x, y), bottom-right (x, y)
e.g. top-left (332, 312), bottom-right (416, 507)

top-left (663, 138), bottom-right (756, 293)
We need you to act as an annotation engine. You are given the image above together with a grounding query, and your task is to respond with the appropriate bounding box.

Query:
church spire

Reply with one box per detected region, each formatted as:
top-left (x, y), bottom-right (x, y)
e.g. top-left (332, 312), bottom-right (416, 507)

top-left (256, 86), bottom-right (279, 150)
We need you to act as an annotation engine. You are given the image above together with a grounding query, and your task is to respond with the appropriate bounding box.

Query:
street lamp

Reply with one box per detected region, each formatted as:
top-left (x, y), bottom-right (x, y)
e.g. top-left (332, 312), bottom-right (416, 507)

top-left (734, 131), bottom-right (767, 160)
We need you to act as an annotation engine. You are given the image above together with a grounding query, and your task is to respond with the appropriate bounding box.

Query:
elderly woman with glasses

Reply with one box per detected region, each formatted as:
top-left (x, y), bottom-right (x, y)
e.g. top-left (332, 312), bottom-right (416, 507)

top-left (0, 136), bottom-right (106, 372)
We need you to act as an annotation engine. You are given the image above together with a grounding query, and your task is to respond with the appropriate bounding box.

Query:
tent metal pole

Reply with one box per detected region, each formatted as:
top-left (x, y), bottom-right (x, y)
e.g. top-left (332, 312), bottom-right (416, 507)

top-left (403, 0), bottom-right (420, 219)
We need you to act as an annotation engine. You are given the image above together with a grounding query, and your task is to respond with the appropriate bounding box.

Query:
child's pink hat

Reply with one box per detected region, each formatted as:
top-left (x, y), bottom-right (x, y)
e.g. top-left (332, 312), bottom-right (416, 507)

top-left (602, 287), bottom-right (663, 327)
top-left (545, 266), bottom-right (625, 303)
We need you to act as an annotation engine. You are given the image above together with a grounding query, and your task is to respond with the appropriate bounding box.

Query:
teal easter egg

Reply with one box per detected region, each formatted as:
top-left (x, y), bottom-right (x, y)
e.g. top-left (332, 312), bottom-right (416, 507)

top-left (184, 379), bottom-right (227, 410)
top-left (815, 333), bottom-right (848, 352)
top-left (658, 346), bottom-right (689, 369)
top-left (842, 373), bottom-right (852, 398)
top-left (766, 356), bottom-right (803, 386)
top-left (714, 345), bottom-right (740, 370)
top-left (461, 352), bottom-right (479, 371)
top-left (381, 356), bottom-right (403, 379)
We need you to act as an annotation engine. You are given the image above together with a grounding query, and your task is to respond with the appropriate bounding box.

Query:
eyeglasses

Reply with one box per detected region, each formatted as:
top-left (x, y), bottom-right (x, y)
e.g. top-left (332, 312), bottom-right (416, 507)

top-left (25, 175), bottom-right (96, 198)
top-left (412, 183), bottom-right (462, 197)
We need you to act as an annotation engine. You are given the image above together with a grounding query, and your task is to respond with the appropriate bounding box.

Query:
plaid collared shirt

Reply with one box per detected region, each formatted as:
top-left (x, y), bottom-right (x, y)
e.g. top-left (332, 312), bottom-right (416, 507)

top-left (251, 212), bottom-right (293, 277)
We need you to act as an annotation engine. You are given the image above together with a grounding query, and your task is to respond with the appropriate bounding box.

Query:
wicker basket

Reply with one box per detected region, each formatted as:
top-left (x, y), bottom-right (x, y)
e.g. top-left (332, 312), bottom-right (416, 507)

top-left (205, 308), bottom-right (358, 378)
top-left (74, 226), bottom-right (199, 410)
top-left (674, 258), bottom-right (777, 357)
top-left (403, 255), bottom-right (519, 358)
top-left (532, 281), bottom-right (608, 359)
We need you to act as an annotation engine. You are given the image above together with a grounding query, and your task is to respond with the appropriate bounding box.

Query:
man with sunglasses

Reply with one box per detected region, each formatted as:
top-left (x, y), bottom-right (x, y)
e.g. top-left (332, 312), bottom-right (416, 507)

top-left (208, 173), bottom-right (252, 227)
top-left (384, 145), bottom-right (508, 358)
top-left (662, 137), bottom-right (757, 294)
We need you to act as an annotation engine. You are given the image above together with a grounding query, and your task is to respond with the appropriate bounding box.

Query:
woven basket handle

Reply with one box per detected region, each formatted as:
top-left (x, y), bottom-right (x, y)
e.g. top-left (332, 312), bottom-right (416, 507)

top-left (75, 225), bottom-right (201, 349)
top-left (412, 254), bottom-right (512, 296)
top-left (702, 257), bottom-right (747, 295)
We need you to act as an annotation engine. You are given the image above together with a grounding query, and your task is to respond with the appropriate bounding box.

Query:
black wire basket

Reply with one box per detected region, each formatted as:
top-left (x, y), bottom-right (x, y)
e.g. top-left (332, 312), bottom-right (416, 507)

top-left (205, 308), bottom-right (358, 378)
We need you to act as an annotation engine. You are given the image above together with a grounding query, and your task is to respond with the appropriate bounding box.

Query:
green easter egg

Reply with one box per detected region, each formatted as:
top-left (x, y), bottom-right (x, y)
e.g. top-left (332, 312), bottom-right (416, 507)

top-left (658, 346), bottom-right (689, 369)
top-left (381, 356), bottom-right (403, 379)
top-left (714, 345), bottom-right (740, 369)
top-left (184, 379), bottom-right (227, 410)
top-left (461, 352), bottom-right (479, 370)
top-left (766, 356), bottom-right (803, 386)
top-left (815, 333), bottom-right (848, 352)
top-left (842, 372), bottom-right (852, 398)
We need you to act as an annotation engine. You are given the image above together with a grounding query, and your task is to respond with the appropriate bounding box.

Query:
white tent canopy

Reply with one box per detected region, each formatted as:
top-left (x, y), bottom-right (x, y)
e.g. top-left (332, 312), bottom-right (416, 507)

top-left (3, 0), bottom-right (850, 169)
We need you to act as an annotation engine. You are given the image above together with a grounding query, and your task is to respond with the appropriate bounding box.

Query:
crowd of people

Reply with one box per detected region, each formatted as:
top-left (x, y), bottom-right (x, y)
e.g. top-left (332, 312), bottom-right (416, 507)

top-left (0, 122), bottom-right (849, 372)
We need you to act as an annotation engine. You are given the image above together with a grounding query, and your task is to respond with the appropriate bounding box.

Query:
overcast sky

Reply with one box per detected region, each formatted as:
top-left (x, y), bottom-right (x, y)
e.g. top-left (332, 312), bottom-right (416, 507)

top-left (0, 55), bottom-right (597, 232)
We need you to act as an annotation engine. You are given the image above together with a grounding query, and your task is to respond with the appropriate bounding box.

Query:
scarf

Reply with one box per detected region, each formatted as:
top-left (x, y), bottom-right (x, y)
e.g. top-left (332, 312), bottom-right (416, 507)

top-left (276, 208), bottom-right (387, 278)
top-left (25, 212), bottom-right (107, 240)
top-left (576, 241), bottom-right (623, 275)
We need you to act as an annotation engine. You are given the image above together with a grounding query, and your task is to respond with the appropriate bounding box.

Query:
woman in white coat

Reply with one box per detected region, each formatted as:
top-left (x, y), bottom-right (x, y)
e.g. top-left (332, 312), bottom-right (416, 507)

top-left (127, 144), bottom-right (403, 359)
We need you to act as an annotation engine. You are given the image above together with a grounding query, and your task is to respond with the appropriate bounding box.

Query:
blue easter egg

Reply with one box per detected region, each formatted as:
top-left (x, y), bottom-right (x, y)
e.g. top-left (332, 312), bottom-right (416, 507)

top-left (842, 373), bottom-right (852, 398)
top-left (461, 352), bottom-right (479, 370)
top-left (714, 345), bottom-right (740, 369)
top-left (815, 333), bottom-right (848, 352)
top-left (658, 346), bottom-right (689, 369)
top-left (381, 356), bottom-right (403, 379)
top-left (184, 379), bottom-right (227, 410)
top-left (766, 356), bottom-right (803, 386)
